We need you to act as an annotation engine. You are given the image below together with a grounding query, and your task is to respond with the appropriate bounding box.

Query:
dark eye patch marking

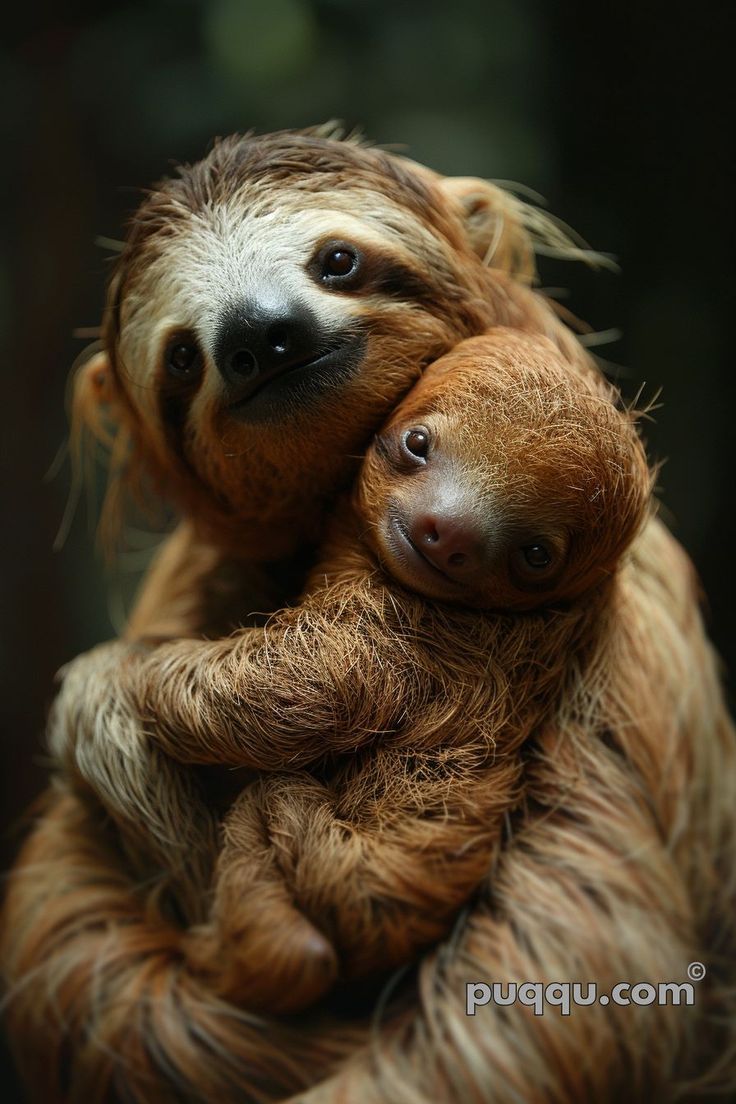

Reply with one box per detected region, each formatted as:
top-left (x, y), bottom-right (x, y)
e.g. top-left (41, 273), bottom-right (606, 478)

top-left (157, 331), bottom-right (204, 462)
top-left (373, 258), bottom-right (446, 307)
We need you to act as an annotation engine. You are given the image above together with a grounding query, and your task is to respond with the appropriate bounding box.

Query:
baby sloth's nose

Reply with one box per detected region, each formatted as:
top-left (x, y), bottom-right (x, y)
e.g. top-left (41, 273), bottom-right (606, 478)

top-left (214, 301), bottom-right (325, 401)
top-left (408, 511), bottom-right (483, 578)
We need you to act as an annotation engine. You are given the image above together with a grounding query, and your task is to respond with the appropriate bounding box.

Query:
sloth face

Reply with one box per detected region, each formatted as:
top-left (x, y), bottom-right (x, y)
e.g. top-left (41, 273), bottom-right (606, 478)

top-left (103, 130), bottom-right (504, 554)
top-left (358, 333), bottom-right (650, 611)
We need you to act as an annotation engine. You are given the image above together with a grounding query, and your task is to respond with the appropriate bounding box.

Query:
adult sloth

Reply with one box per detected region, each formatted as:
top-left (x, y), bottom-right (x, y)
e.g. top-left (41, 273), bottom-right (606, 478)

top-left (2, 126), bottom-right (734, 1104)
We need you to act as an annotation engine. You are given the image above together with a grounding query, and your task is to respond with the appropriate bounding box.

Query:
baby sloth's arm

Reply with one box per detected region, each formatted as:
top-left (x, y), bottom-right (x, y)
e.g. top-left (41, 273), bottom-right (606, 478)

top-left (51, 557), bottom-right (444, 782)
top-left (186, 740), bottom-right (523, 1013)
top-left (110, 575), bottom-right (441, 772)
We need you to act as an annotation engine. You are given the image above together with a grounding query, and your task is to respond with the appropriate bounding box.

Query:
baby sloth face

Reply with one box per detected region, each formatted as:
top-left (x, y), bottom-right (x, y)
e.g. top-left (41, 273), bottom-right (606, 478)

top-left (358, 331), bottom-right (651, 611)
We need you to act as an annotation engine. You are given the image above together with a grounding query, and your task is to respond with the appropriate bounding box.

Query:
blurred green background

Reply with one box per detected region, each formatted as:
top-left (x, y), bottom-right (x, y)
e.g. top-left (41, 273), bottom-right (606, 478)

top-left (0, 3), bottom-right (733, 1091)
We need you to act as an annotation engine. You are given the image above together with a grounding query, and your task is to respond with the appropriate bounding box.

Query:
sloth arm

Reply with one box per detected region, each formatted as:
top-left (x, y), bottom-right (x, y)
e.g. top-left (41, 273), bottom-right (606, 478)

top-left (124, 578), bottom-right (429, 771)
top-left (53, 538), bottom-right (437, 779)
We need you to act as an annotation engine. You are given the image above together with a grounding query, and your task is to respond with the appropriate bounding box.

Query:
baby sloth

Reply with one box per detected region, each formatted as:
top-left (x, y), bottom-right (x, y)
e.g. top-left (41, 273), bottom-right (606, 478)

top-left (110, 328), bottom-right (650, 1013)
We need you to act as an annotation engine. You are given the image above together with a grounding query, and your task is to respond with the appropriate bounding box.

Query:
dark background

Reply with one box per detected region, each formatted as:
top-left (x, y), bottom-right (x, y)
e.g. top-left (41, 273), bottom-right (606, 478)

top-left (1, 1), bottom-right (734, 1097)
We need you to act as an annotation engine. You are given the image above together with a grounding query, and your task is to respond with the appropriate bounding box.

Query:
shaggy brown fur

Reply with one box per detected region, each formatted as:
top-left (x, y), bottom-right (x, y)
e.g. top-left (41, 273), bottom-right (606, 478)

top-left (2, 127), bottom-right (735, 1104)
top-left (50, 332), bottom-right (650, 1015)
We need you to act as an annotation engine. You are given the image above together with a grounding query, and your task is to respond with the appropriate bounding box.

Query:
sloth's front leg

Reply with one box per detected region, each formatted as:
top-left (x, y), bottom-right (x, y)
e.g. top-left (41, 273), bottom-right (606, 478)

top-left (49, 640), bottom-right (220, 921)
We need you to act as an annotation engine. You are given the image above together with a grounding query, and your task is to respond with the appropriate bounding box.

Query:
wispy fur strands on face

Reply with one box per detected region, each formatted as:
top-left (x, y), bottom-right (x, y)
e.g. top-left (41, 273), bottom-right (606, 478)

top-left (2, 127), bottom-right (736, 1103)
top-left (73, 126), bottom-right (602, 560)
top-left (48, 333), bottom-right (651, 1014)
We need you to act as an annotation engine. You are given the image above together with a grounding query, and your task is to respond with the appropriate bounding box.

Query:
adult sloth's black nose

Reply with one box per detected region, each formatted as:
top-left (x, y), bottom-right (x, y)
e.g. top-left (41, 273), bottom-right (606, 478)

top-left (214, 301), bottom-right (326, 402)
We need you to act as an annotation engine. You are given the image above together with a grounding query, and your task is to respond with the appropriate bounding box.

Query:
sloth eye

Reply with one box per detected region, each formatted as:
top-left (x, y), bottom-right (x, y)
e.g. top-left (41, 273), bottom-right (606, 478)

top-left (166, 339), bottom-right (201, 381)
top-left (314, 241), bottom-right (362, 287)
top-left (522, 543), bottom-right (552, 568)
top-left (402, 427), bottom-right (430, 461)
top-left (510, 538), bottom-right (564, 588)
top-left (323, 248), bottom-right (356, 277)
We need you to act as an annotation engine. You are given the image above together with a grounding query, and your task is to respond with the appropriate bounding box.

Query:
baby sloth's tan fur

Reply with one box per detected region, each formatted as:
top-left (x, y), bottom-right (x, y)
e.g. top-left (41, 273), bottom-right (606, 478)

top-left (2, 127), bottom-right (736, 1104)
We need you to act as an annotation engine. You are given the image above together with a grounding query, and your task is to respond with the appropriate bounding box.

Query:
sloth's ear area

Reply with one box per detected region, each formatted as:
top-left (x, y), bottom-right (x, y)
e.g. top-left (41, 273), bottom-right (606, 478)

top-left (82, 350), bottom-right (116, 403)
top-left (437, 176), bottom-right (537, 284)
top-left (59, 347), bottom-right (134, 559)
top-left (70, 349), bottom-right (121, 447)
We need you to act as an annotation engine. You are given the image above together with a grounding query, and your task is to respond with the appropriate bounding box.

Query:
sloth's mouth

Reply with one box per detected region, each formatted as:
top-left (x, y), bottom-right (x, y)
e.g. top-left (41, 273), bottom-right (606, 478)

top-left (227, 334), bottom-right (366, 424)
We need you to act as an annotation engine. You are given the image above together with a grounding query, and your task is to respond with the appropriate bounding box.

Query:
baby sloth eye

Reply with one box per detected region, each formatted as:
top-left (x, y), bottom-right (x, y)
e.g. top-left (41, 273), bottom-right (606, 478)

top-left (510, 537), bottom-right (563, 589)
top-left (522, 543), bottom-right (552, 568)
top-left (403, 427), bottom-right (430, 461)
top-left (166, 339), bottom-right (201, 381)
